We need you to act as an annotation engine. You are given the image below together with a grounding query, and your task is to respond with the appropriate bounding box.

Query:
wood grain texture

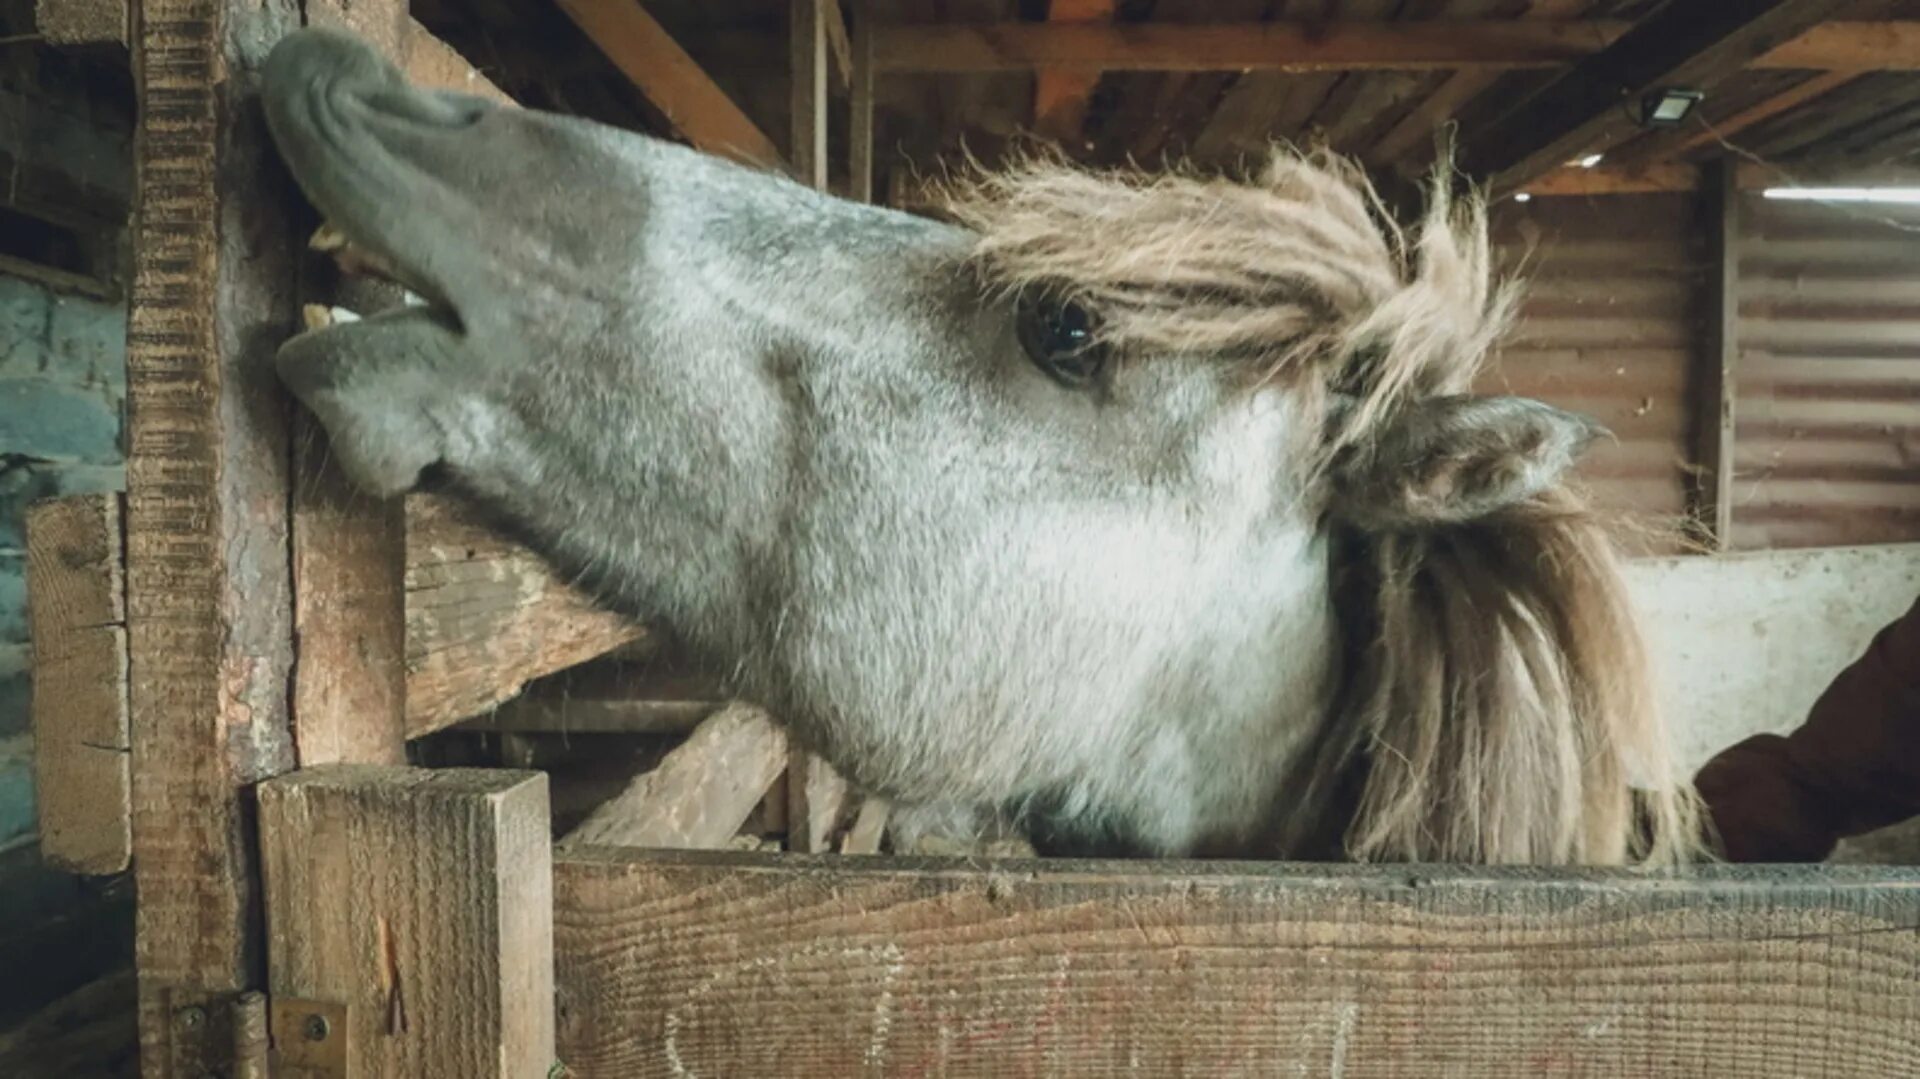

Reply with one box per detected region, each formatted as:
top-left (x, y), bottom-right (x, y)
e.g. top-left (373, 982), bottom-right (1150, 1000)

top-left (125, 0), bottom-right (303, 1070)
top-left (838, 796), bottom-right (889, 855)
top-left (554, 851), bottom-right (1920, 1078)
top-left (291, 422), bottom-right (407, 767)
top-left (403, 492), bottom-right (645, 735)
top-left (259, 766), bottom-right (554, 1078)
top-left (553, 0), bottom-right (783, 169)
top-left (561, 703), bottom-right (786, 849)
top-left (26, 493), bottom-right (130, 875)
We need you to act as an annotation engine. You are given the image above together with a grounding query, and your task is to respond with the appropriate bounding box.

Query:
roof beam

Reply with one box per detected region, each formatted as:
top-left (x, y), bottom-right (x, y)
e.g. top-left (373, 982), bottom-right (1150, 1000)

top-left (866, 19), bottom-right (1911, 74)
top-left (553, 0), bottom-right (784, 170)
top-left (1367, 0), bottom-right (1591, 170)
top-left (1456, 1), bottom-right (1856, 190)
top-left (1032, 0), bottom-right (1115, 144)
top-left (1621, 69), bottom-right (1861, 166)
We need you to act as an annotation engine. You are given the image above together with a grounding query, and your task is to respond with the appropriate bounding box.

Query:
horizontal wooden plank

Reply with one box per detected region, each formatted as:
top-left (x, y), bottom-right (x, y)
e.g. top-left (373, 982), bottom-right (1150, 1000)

top-left (870, 21), bottom-right (1915, 74)
top-left (404, 494), bottom-right (646, 736)
top-left (554, 850), bottom-right (1920, 1077)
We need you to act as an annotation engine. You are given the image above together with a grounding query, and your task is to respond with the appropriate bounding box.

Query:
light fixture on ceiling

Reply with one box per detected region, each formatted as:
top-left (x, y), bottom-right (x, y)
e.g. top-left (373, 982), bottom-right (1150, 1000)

top-left (1513, 192), bottom-right (1534, 203)
top-left (1575, 153), bottom-right (1605, 169)
top-left (1641, 88), bottom-right (1705, 128)
top-left (1763, 186), bottom-right (1920, 204)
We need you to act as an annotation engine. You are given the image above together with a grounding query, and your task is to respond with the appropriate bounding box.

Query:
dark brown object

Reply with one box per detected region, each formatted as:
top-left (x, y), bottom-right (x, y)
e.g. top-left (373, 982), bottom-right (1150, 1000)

top-left (1697, 594), bottom-right (1920, 862)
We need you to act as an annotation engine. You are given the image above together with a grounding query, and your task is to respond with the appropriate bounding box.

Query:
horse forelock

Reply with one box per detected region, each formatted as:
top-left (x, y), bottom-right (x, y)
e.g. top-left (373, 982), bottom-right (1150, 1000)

top-left (940, 146), bottom-right (1521, 461)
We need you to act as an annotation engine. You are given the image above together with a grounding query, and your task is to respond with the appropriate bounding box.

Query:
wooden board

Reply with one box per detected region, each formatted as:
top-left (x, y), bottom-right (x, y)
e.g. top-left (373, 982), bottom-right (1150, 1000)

top-left (560, 703), bottom-right (786, 849)
top-left (553, 850), bottom-right (1920, 1078)
top-left (259, 766), bottom-right (554, 1078)
top-left (403, 493), bottom-right (646, 735)
top-left (25, 494), bottom-right (130, 875)
top-left (1623, 543), bottom-right (1920, 773)
top-left (124, 0), bottom-right (304, 1071)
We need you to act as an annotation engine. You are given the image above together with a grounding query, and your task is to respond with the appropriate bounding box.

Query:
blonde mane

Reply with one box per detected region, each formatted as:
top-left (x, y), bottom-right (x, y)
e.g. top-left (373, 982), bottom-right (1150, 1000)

top-left (946, 148), bottom-right (1702, 867)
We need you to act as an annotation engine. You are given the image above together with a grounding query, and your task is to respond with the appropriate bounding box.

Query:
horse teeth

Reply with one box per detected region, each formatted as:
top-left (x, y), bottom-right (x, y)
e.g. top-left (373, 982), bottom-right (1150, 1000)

top-left (300, 304), bottom-right (363, 331)
top-left (309, 222), bottom-right (348, 253)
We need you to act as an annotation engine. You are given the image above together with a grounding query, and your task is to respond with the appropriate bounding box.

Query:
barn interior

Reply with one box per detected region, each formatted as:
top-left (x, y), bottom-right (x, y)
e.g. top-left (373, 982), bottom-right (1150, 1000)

top-left (2, 1), bottom-right (1919, 1075)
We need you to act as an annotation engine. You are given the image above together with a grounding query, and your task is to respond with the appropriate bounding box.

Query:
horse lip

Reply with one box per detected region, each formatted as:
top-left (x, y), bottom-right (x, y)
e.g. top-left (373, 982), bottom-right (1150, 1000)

top-left (262, 28), bottom-right (492, 331)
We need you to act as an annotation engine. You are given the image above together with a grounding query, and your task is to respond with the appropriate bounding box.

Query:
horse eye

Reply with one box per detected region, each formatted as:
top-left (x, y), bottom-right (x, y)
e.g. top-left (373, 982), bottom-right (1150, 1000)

top-left (1016, 298), bottom-right (1107, 387)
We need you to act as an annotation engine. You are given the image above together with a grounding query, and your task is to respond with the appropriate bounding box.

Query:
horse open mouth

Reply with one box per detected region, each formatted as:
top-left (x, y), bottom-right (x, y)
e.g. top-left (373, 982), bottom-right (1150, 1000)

top-left (261, 28), bottom-right (500, 334)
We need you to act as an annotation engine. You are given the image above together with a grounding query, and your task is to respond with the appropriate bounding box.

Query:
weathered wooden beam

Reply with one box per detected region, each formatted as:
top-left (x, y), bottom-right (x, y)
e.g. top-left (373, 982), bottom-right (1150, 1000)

top-left (403, 493), bottom-right (646, 736)
top-left (792, 0), bottom-right (829, 189)
top-left (1031, 0), bottom-right (1113, 144)
top-left (554, 851), bottom-right (1920, 1076)
top-left (553, 0), bottom-right (784, 170)
top-left (463, 666), bottom-right (723, 735)
top-left (867, 19), bottom-right (1916, 75)
top-left (1694, 159), bottom-right (1740, 551)
top-left (291, 304), bottom-right (406, 768)
top-left (1367, 0), bottom-right (1590, 170)
top-left (821, 0), bottom-right (852, 91)
top-left (259, 766), bottom-right (553, 1077)
top-left (1623, 69), bottom-right (1861, 167)
top-left (1458, 1), bottom-right (1855, 190)
top-left (123, 0), bottom-right (303, 1069)
top-left (837, 796), bottom-right (889, 854)
top-left (1518, 161), bottom-right (1705, 196)
top-left (849, 0), bottom-right (875, 204)
top-left (560, 703), bottom-right (787, 849)
top-left (26, 494), bottom-right (129, 875)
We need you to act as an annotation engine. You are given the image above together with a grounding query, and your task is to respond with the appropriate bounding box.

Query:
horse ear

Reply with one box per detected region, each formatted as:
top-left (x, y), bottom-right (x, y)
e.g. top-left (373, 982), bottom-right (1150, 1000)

top-left (1332, 395), bottom-right (1602, 530)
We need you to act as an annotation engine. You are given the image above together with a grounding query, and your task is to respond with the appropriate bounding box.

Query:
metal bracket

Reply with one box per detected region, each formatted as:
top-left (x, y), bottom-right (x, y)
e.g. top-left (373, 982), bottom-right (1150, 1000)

top-left (269, 996), bottom-right (351, 1077)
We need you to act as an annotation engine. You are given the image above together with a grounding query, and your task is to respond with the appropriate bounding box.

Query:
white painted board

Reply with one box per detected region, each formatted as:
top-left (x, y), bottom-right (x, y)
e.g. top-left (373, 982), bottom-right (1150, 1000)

top-left (1624, 543), bottom-right (1920, 774)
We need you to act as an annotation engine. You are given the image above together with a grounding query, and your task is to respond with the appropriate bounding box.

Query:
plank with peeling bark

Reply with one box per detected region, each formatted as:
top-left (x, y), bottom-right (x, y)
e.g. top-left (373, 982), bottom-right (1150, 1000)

top-left (553, 851), bottom-right (1920, 1078)
top-left (26, 494), bottom-right (130, 875)
top-left (560, 703), bottom-right (787, 849)
top-left (124, 0), bottom-right (306, 1071)
top-left (403, 493), bottom-right (646, 735)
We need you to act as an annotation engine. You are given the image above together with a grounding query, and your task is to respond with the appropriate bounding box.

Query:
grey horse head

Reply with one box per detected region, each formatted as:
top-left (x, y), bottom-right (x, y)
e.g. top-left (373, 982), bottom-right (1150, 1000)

top-left (260, 28), bottom-right (1698, 864)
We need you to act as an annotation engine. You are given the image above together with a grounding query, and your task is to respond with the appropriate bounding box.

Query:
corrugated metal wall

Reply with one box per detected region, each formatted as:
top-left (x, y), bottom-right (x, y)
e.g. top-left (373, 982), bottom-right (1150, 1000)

top-left (1486, 194), bottom-right (1705, 542)
top-left (1734, 195), bottom-right (1920, 550)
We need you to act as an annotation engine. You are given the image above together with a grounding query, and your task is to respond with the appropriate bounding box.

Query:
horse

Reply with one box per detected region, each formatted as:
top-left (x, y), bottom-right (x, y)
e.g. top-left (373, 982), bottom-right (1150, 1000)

top-left (258, 28), bottom-right (1701, 866)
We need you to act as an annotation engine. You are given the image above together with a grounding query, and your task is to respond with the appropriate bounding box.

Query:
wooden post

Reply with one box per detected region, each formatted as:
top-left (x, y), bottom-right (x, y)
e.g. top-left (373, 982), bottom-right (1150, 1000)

top-left (124, 0), bottom-right (304, 1069)
top-left (259, 766), bottom-right (555, 1078)
top-left (849, 0), bottom-right (874, 204)
top-left (791, 0), bottom-right (829, 190)
top-left (1695, 158), bottom-right (1739, 550)
top-left (26, 494), bottom-right (131, 875)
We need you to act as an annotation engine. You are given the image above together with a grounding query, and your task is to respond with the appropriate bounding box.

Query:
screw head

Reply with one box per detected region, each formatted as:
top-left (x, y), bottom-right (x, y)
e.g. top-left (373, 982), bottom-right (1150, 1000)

top-left (177, 1006), bottom-right (207, 1030)
top-left (304, 1013), bottom-right (331, 1042)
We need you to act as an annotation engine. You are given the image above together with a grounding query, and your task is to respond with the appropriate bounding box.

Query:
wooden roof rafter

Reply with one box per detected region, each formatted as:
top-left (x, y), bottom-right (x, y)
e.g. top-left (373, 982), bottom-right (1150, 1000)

top-left (864, 19), bottom-right (1920, 74)
top-left (1454, 0), bottom-right (1860, 190)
